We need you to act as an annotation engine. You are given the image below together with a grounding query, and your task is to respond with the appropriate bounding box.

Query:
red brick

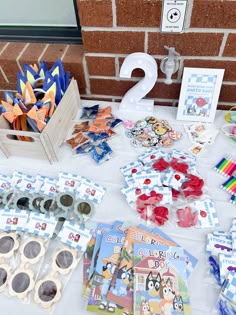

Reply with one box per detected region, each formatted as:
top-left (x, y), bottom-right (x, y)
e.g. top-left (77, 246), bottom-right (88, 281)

top-left (90, 78), bottom-right (181, 100)
top-left (0, 42), bottom-right (9, 54)
top-left (82, 31), bottom-right (145, 54)
top-left (19, 43), bottom-right (47, 68)
top-left (81, 96), bottom-right (113, 102)
top-left (223, 34), bottom-right (236, 57)
top-left (63, 45), bottom-right (86, 94)
top-left (148, 33), bottom-right (223, 56)
top-left (0, 91), bottom-right (5, 100)
top-left (0, 42), bottom-right (27, 83)
top-left (116, 0), bottom-right (162, 27)
top-left (183, 60), bottom-right (236, 82)
top-left (40, 44), bottom-right (67, 69)
top-left (77, 0), bottom-right (112, 27)
top-left (217, 104), bottom-right (235, 110)
top-left (148, 82), bottom-right (181, 99)
top-left (219, 84), bottom-right (236, 103)
top-left (0, 82), bottom-right (17, 91)
top-left (118, 57), bottom-right (178, 80)
top-left (0, 69), bottom-right (7, 84)
top-left (90, 78), bottom-right (135, 96)
top-left (191, 0), bottom-right (236, 29)
top-left (154, 101), bottom-right (174, 106)
top-left (86, 56), bottom-right (115, 76)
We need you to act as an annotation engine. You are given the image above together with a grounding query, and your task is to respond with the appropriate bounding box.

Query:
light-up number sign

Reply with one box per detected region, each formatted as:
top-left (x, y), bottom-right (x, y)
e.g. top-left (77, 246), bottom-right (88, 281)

top-left (119, 52), bottom-right (158, 112)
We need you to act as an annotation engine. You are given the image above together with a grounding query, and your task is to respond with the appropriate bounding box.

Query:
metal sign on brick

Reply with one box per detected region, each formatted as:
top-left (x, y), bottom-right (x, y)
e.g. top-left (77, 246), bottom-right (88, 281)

top-left (161, 0), bottom-right (188, 33)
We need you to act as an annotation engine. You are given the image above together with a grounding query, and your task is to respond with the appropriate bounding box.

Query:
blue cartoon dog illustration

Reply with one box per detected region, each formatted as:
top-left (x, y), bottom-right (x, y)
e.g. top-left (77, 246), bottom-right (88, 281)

top-left (144, 271), bottom-right (161, 315)
top-left (99, 253), bottom-right (119, 312)
top-left (111, 265), bottom-right (133, 297)
top-left (173, 295), bottom-right (184, 314)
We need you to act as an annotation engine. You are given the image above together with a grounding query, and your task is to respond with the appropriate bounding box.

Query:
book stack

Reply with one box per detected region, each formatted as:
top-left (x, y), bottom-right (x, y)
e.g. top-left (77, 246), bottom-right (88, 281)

top-left (83, 220), bottom-right (197, 315)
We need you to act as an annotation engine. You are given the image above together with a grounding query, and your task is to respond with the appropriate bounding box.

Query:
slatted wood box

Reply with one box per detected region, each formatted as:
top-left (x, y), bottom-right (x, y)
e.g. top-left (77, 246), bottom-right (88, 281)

top-left (0, 79), bottom-right (80, 163)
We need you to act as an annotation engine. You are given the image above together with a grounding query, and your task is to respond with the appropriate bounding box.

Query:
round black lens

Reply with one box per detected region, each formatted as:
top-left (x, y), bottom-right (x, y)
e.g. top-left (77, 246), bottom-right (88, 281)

top-left (32, 197), bottom-right (43, 210)
top-left (38, 280), bottom-right (57, 302)
top-left (56, 250), bottom-right (73, 269)
top-left (43, 199), bottom-right (57, 212)
top-left (0, 236), bottom-right (15, 254)
top-left (60, 195), bottom-right (73, 207)
top-left (12, 272), bottom-right (30, 293)
top-left (23, 241), bottom-right (41, 259)
top-left (0, 267), bottom-right (7, 286)
top-left (16, 197), bottom-right (30, 210)
top-left (77, 202), bottom-right (91, 215)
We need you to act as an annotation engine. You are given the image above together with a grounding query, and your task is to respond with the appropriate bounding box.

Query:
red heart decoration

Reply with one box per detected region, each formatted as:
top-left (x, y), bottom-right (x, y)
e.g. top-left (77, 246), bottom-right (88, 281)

top-left (144, 178), bottom-right (151, 185)
top-left (150, 154), bottom-right (156, 159)
top-left (135, 188), bottom-right (141, 195)
top-left (175, 174), bottom-right (181, 181)
top-left (132, 168), bottom-right (137, 174)
top-left (200, 210), bottom-right (207, 218)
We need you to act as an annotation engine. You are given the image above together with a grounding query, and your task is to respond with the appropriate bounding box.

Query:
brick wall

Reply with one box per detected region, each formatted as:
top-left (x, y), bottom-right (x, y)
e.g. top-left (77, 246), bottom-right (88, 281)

top-left (0, 43), bottom-right (86, 100)
top-left (0, 0), bottom-right (236, 109)
top-left (78, 0), bottom-right (236, 108)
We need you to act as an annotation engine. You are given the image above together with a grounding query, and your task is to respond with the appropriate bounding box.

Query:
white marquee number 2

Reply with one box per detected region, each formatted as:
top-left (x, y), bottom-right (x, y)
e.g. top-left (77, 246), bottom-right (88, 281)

top-left (119, 52), bottom-right (158, 112)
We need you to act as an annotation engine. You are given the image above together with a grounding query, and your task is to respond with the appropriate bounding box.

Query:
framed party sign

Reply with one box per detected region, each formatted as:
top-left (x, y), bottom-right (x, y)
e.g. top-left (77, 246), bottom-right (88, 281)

top-left (176, 67), bottom-right (225, 122)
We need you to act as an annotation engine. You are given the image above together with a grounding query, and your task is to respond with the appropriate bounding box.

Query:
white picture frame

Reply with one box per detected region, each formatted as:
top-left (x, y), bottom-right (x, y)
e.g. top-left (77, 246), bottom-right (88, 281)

top-left (176, 67), bottom-right (225, 122)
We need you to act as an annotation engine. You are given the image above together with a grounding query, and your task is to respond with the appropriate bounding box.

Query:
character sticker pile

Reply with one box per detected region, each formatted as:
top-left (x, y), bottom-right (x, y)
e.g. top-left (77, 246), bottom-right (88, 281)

top-left (123, 116), bottom-right (181, 148)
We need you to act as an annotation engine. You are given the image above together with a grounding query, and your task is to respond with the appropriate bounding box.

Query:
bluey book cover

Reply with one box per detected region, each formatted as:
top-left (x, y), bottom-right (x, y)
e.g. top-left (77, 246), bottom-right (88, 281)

top-left (87, 230), bottom-right (125, 313)
top-left (133, 243), bottom-right (191, 315)
top-left (106, 226), bottom-right (176, 315)
top-left (83, 222), bottom-right (113, 298)
top-left (152, 227), bottom-right (198, 278)
top-left (83, 222), bottom-right (98, 297)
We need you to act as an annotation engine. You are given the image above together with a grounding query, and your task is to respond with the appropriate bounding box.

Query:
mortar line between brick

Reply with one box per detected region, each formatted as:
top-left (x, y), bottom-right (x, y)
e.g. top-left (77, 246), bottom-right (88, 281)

top-left (218, 101), bottom-right (236, 105)
top-left (80, 94), bottom-right (177, 103)
top-left (0, 42), bottom-right (9, 56)
top-left (16, 43), bottom-right (30, 73)
top-left (83, 56), bottom-right (91, 95)
top-left (144, 32), bottom-right (148, 53)
top-left (82, 26), bottom-right (236, 33)
top-left (89, 75), bottom-right (180, 84)
top-left (0, 66), bottom-right (9, 83)
top-left (61, 45), bottom-right (70, 61)
top-left (177, 59), bottom-right (184, 81)
top-left (89, 75), bottom-right (236, 85)
top-left (85, 53), bottom-right (236, 61)
top-left (114, 56), bottom-right (120, 77)
top-left (222, 81), bottom-right (236, 85)
top-left (38, 44), bottom-right (49, 64)
top-left (219, 33), bottom-right (229, 57)
top-left (185, 0), bottom-right (194, 29)
top-left (111, 0), bottom-right (117, 27)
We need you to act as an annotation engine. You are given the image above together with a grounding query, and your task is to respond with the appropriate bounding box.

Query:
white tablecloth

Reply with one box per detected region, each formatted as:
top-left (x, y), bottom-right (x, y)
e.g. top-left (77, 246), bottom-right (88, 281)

top-left (0, 101), bottom-right (235, 315)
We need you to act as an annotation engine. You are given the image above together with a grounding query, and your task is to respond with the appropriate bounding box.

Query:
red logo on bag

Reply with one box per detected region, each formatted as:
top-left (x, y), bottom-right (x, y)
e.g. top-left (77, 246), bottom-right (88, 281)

top-left (68, 232), bottom-right (80, 243)
top-left (6, 217), bottom-right (18, 225)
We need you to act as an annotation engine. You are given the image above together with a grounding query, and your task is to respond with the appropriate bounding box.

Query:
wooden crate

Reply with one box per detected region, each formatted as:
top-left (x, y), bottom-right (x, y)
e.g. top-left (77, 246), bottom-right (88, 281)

top-left (0, 79), bottom-right (80, 163)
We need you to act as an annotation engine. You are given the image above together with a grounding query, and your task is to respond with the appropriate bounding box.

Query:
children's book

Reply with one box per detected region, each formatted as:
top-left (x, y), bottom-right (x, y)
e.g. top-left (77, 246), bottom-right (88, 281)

top-left (83, 222), bottom-right (98, 297)
top-left (152, 227), bottom-right (198, 278)
top-left (105, 226), bottom-right (176, 315)
top-left (133, 243), bottom-right (191, 315)
top-left (87, 230), bottom-right (125, 313)
top-left (83, 222), bottom-right (113, 298)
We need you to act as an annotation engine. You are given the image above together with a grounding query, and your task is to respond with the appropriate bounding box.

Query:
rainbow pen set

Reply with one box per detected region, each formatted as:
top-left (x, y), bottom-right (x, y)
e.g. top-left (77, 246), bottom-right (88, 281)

top-left (214, 156), bottom-right (236, 202)
top-left (214, 156), bottom-right (236, 177)
top-left (222, 176), bottom-right (236, 196)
